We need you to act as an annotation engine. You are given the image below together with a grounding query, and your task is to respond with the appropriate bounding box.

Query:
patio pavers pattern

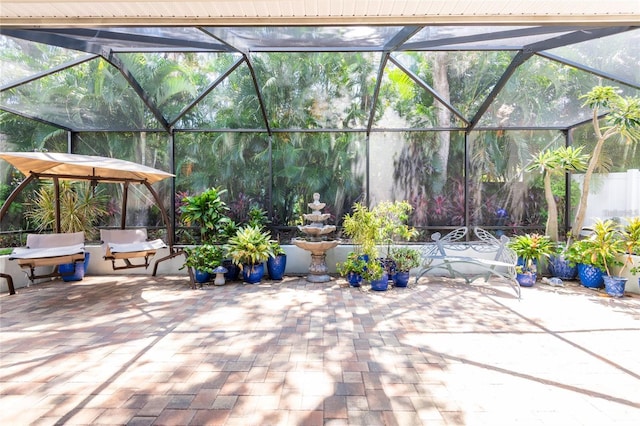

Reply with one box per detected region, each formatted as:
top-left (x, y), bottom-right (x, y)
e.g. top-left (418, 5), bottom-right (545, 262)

top-left (1, 275), bottom-right (639, 425)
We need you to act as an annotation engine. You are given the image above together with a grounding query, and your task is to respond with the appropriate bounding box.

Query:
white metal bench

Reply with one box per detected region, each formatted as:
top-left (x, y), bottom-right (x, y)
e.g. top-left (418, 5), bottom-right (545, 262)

top-left (415, 227), bottom-right (520, 299)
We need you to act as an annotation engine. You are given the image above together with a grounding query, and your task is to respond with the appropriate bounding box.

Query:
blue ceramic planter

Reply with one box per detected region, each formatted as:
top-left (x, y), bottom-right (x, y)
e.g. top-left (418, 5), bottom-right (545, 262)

top-left (347, 272), bottom-right (363, 287)
top-left (393, 271), bottom-right (410, 287)
top-left (548, 255), bottom-right (577, 280)
top-left (59, 252), bottom-right (90, 282)
top-left (267, 254), bottom-right (287, 280)
top-left (603, 276), bottom-right (627, 297)
top-left (577, 263), bottom-right (604, 288)
top-left (369, 272), bottom-right (389, 291)
top-left (223, 260), bottom-right (241, 281)
top-left (516, 272), bottom-right (536, 287)
top-left (193, 269), bottom-right (210, 283)
top-left (243, 263), bottom-right (265, 284)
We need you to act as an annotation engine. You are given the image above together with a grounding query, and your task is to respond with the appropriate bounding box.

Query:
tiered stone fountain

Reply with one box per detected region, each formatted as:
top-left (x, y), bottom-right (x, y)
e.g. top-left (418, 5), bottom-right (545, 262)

top-left (292, 193), bottom-right (339, 282)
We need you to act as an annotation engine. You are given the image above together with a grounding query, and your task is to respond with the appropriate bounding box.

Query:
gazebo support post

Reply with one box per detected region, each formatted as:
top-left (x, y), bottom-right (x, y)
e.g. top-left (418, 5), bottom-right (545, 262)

top-left (121, 181), bottom-right (129, 230)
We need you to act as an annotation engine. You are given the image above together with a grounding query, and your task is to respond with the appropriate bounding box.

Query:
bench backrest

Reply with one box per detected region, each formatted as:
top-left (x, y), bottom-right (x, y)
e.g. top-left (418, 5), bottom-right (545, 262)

top-left (26, 232), bottom-right (85, 249)
top-left (100, 229), bottom-right (148, 245)
top-left (420, 226), bottom-right (516, 266)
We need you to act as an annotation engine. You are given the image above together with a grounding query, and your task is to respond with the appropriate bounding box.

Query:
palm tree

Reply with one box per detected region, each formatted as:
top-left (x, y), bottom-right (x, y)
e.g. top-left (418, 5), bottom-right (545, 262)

top-left (527, 146), bottom-right (588, 242)
top-left (571, 86), bottom-right (640, 242)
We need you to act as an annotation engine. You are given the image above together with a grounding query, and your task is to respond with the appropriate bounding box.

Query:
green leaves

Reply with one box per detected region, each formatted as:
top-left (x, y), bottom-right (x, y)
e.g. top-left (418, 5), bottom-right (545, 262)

top-left (390, 246), bottom-right (420, 271)
top-left (182, 244), bottom-right (224, 273)
top-left (179, 187), bottom-right (230, 244)
top-left (226, 225), bottom-right (276, 266)
top-left (527, 145), bottom-right (589, 175)
top-left (509, 233), bottom-right (554, 270)
top-left (565, 219), bottom-right (625, 276)
top-left (26, 181), bottom-right (108, 240)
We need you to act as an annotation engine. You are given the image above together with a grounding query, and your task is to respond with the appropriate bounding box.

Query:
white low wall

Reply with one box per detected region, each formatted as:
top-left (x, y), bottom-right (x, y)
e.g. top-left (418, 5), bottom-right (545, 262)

top-left (1, 244), bottom-right (359, 293)
top-left (5, 244), bottom-right (637, 295)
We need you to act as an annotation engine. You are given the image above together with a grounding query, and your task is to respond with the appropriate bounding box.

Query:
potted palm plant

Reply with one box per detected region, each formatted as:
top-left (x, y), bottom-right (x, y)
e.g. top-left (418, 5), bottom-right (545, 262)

top-left (618, 217), bottom-right (640, 278)
top-left (601, 217), bottom-right (640, 297)
top-left (179, 187), bottom-right (232, 244)
top-left (226, 225), bottom-right (275, 284)
top-left (341, 202), bottom-right (383, 288)
top-left (341, 202), bottom-right (379, 258)
top-left (508, 233), bottom-right (554, 287)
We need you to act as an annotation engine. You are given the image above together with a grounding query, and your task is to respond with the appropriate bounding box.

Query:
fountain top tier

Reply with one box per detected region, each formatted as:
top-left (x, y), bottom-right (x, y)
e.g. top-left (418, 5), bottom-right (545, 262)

top-left (296, 193), bottom-right (337, 241)
top-left (308, 192), bottom-right (325, 213)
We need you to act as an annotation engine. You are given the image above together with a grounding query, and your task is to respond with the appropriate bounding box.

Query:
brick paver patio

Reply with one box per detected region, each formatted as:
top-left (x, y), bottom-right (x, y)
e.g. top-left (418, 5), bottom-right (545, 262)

top-left (1, 274), bottom-right (639, 425)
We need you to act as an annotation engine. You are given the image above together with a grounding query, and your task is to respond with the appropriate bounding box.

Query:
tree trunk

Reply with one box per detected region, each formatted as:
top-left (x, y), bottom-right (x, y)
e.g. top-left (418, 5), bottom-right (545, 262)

top-left (543, 172), bottom-right (559, 242)
top-left (433, 52), bottom-right (451, 193)
top-left (571, 136), bottom-right (606, 240)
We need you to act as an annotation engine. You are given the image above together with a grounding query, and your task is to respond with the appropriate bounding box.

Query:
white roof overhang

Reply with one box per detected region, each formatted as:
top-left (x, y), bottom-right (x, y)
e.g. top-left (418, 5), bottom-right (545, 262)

top-left (1, 0), bottom-right (639, 27)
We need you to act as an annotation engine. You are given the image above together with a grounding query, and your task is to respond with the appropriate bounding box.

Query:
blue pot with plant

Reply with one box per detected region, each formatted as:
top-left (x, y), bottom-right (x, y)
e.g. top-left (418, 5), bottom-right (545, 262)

top-left (508, 233), bottom-right (554, 287)
top-left (337, 252), bottom-right (368, 287)
top-left (389, 246), bottom-right (420, 288)
top-left (242, 262), bottom-right (265, 284)
top-left (363, 259), bottom-right (388, 291)
top-left (566, 219), bottom-right (626, 290)
top-left (182, 244), bottom-right (224, 285)
top-left (227, 225), bottom-right (275, 285)
top-left (267, 242), bottom-right (287, 280)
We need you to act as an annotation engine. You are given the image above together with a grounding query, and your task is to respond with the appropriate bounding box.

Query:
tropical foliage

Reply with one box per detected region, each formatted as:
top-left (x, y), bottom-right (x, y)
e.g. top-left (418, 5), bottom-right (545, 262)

top-left (182, 244), bottom-right (224, 273)
top-left (509, 233), bottom-right (554, 273)
top-left (570, 87), bottom-right (640, 241)
top-left (179, 187), bottom-right (232, 244)
top-left (2, 37), bottom-right (639, 244)
top-left (26, 181), bottom-right (109, 240)
top-left (389, 246), bottom-right (421, 272)
top-left (565, 219), bottom-right (625, 276)
top-left (526, 146), bottom-right (589, 242)
top-left (225, 225), bottom-right (276, 266)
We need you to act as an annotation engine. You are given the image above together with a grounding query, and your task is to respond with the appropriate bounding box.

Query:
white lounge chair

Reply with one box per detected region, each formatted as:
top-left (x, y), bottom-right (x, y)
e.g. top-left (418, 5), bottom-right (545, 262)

top-left (9, 232), bottom-right (85, 283)
top-left (101, 229), bottom-right (166, 270)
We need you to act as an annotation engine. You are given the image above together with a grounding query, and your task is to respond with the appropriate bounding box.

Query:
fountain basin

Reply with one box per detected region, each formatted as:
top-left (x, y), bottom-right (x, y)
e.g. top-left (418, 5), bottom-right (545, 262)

top-left (303, 213), bottom-right (331, 222)
top-left (292, 238), bottom-right (340, 255)
top-left (297, 225), bottom-right (336, 237)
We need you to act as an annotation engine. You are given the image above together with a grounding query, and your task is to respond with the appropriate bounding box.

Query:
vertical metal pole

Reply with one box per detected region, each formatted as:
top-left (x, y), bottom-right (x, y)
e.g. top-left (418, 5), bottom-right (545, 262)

top-left (169, 130), bottom-right (176, 246)
top-left (268, 134), bottom-right (274, 220)
top-left (564, 129), bottom-right (572, 239)
top-left (365, 133), bottom-right (370, 206)
top-left (67, 130), bottom-right (73, 153)
top-left (464, 131), bottom-right (470, 236)
top-left (121, 181), bottom-right (129, 230)
top-left (53, 177), bottom-right (61, 233)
